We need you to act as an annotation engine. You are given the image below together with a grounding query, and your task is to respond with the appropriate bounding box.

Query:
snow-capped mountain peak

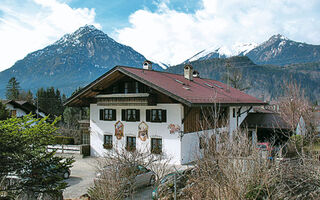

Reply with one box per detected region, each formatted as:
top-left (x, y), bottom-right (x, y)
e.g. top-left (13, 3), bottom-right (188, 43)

top-left (183, 42), bottom-right (257, 63)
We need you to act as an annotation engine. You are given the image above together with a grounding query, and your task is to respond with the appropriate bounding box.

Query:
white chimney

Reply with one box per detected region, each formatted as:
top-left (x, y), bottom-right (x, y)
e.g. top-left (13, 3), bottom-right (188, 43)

top-left (193, 70), bottom-right (200, 78)
top-left (184, 64), bottom-right (193, 81)
top-left (143, 60), bottom-right (152, 70)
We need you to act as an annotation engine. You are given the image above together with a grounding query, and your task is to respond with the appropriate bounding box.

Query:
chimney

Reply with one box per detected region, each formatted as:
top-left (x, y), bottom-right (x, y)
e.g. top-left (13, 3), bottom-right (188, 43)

top-left (193, 70), bottom-right (200, 78)
top-left (184, 64), bottom-right (193, 81)
top-left (143, 60), bottom-right (152, 70)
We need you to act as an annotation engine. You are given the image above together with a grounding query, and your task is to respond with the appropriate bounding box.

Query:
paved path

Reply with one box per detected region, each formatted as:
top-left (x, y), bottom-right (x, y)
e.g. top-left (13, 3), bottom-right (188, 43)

top-left (63, 157), bottom-right (98, 199)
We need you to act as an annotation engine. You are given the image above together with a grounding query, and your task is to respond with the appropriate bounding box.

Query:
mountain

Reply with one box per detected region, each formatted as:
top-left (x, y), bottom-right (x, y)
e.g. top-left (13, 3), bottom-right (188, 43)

top-left (246, 34), bottom-right (320, 65)
top-left (183, 43), bottom-right (257, 63)
top-left (167, 56), bottom-right (320, 102)
top-left (0, 25), bottom-right (163, 97)
top-left (183, 34), bottom-right (320, 66)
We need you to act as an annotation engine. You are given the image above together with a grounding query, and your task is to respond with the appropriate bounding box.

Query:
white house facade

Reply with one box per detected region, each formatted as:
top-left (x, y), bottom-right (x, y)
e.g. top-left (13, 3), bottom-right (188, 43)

top-left (65, 62), bottom-right (266, 165)
top-left (1, 100), bottom-right (46, 118)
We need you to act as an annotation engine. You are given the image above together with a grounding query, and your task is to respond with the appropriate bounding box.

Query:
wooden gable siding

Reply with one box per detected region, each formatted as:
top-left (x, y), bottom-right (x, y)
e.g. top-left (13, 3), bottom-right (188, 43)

top-left (183, 106), bottom-right (229, 133)
top-left (98, 76), bottom-right (178, 105)
top-left (183, 107), bottom-right (201, 133)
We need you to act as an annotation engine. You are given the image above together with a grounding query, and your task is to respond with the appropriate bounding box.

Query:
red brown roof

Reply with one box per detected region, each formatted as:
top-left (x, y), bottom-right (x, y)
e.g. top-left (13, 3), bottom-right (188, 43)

top-left (65, 66), bottom-right (266, 107)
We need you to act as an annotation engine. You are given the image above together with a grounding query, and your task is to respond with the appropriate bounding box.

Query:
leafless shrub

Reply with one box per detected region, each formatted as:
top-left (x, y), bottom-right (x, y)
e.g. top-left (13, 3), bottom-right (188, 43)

top-left (178, 101), bottom-right (320, 200)
top-left (87, 145), bottom-right (172, 200)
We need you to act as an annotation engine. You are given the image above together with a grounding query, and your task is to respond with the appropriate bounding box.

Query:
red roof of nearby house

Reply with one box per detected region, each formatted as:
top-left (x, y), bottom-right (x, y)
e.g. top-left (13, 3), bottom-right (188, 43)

top-left (65, 66), bottom-right (266, 107)
top-left (120, 66), bottom-right (265, 105)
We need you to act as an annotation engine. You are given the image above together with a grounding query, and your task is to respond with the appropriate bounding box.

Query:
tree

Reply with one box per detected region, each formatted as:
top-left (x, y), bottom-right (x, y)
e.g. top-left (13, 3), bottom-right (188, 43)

top-left (36, 87), bottom-right (65, 117)
top-left (0, 115), bottom-right (74, 198)
top-left (277, 81), bottom-right (312, 131)
top-left (6, 77), bottom-right (20, 100)
top-left (0, 101), bottom-right (10, 120)
top-left (224, 61), bottom-right (250, 91)
top-left (88, 146), bottom-right (172, 200)
top-left (63, 87), bottom-right (89, 128)
top-left (18, 90), bottom-right (34, 104)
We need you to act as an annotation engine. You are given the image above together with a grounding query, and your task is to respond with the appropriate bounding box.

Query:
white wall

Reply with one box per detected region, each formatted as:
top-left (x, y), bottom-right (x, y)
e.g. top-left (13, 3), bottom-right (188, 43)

top-left (229, 106), bottom-right (250, 137)
top-left (90, 103), bottom-right (184, 164)
top-left (5, 104), bottom-right (27, 117)
top-left (181, 128), bottom-right (225, 164)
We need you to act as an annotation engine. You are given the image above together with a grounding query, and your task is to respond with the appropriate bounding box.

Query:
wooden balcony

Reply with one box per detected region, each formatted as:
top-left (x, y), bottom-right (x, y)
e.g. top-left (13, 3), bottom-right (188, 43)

top-left (96, 93), bottom-right (156, 106)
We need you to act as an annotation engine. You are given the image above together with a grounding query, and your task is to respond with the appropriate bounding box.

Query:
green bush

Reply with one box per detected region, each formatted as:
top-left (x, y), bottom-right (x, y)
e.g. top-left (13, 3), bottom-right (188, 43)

top-left (53, 136), bottom-right (74, 145)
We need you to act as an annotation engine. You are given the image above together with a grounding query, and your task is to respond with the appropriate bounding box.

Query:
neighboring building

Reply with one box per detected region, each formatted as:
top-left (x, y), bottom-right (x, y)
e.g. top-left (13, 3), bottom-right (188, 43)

top-left (1, 100), bottom-right (46, 118)
top-left (241, 111), bottom-right (291, 145)
top-left (296, 112), bottom-right (320, 136)
top-left (65, 62), bottom-right (266, 164)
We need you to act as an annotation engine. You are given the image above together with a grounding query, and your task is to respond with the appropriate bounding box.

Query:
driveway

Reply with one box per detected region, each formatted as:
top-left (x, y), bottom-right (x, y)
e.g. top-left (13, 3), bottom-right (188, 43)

top-left (63, 157), bottom-right (98, 199)
top-left (62, 156), bottom-right (190, 199)
top-left (62, 156), bottom-right (154, 199)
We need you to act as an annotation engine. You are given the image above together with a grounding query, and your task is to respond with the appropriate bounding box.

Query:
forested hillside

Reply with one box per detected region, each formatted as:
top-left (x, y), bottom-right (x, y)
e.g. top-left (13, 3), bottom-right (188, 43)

top-left (167, 56), bottom-right (320, 103)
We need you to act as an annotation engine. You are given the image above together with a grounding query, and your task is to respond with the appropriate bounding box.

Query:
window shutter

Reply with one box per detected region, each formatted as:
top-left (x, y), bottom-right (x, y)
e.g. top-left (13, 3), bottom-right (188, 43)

top-left (122, 109), bottom-right (126, 121)
top-left (162, 110), bottom-right (167, 122)
top-left (146, 110), bottom-right (151, 122)
top-left (112, 109), bottom-right (116, 120)
top-left (136, 109), bottom-right (140, 121)
top-left (100, 109), bottom-right (104, 120)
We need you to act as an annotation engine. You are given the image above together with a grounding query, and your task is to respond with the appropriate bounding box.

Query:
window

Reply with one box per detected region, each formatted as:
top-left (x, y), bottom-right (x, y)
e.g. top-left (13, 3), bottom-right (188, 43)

top-left (82, 133), bottom-right (90, 144)
top-left (232, 108), bottom-right (236, 118)
top-left (100, 109), bottom-right (116, 121)
top-left (135, 82), bottom-right (139, 93)
top-left (146, 109), bottom-right (166, 123)
top-left (103, 135), bottom-right (113, 149)
top-left (112, 85), bottom-right (118, 93)
top-left (11, 110), bottom-right (17, 117)
top-left (122, 109), bottom-right (140, 122)
top-left (126, 136), bottom-right (136, 151)
top-left (151, 138), bottom-right (162, 154)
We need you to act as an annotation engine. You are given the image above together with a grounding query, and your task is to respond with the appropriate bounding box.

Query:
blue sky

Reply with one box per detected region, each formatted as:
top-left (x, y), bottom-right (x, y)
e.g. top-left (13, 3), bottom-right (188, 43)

top-left (1, 0), bottom-right (320, 71)
top-left (68, 0), bottom-right (201, 34)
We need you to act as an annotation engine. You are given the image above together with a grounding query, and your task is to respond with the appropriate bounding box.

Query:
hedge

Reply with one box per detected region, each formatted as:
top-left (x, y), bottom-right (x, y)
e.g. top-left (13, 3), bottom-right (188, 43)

top-left (53, 136), bottom-right (75, 145)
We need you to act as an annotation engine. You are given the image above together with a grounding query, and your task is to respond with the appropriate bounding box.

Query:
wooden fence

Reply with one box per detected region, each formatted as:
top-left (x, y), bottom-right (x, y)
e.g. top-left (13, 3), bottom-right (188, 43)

top-left (47, 144), bottom-right (90, 156)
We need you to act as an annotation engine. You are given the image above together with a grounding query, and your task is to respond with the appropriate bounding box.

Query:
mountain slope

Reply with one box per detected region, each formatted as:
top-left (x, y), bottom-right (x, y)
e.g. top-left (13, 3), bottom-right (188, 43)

top-left (183, 35), bottom-right (320, 66)
top-left (167, 56), bottom-right (320, 102)
top-left (246, 34), bottom-right (320, 65)
top-left (0, 25), bottom-right (163, 97)
top-left (183, 43), bottom-right (257, 63)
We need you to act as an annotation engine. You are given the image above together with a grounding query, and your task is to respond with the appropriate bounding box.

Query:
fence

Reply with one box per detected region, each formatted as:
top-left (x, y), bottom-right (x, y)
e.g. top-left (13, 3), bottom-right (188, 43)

top-left (47, 144), bottom-right (90, 156)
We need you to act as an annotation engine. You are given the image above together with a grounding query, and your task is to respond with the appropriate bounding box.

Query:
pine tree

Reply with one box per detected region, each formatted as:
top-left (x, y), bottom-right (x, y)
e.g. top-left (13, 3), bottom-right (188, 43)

top-left (36, 87), bottom-right (65, 117)
top-left (6, 77), bottom-right (20, 100)
top-left (0, 101), bottom-right (10, 120)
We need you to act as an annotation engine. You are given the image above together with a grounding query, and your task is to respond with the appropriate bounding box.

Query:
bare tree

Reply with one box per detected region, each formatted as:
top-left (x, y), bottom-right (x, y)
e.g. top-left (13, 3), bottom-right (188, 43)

top-left (87, 145), bottom-right (173, 200)
top-left (224, 61), bottom-right (250, 91)
top-left (174, 101), bottom-right (320, 200)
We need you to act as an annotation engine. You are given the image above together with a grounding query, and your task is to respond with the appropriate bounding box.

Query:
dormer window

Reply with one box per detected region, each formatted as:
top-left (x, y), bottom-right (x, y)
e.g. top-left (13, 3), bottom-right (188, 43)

top-left (124, 82), bottom-right (129, 94)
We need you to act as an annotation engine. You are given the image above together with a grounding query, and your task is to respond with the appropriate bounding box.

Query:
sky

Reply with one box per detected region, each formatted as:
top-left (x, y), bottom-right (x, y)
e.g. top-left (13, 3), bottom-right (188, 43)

top-left (1, 0), bottom-right (320, 71)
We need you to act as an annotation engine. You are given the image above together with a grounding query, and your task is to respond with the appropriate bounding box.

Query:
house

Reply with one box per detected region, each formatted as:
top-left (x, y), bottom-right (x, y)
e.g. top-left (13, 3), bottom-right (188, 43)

top-left (65, 61), bottom-right (266, 164)
top-left (1, 100), bottom-right (46, 118)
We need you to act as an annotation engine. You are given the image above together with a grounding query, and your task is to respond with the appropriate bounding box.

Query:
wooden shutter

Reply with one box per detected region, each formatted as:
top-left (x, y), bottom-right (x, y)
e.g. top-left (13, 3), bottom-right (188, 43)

top-left (136, 109), bottom-right (140, 121)
top-left (122, 109), bottom-right (126, 121)
top-left (146, 110), bottom-right (151, 122)
top-left (112, 109), bottom-right (116, 120)
top-left (100, 109), bottom-right (104, 120)
top-left (162, 110), bottom-right (167, 122)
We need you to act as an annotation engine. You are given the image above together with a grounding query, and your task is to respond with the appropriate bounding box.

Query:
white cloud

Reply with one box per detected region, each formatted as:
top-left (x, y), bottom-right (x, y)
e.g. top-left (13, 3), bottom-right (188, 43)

top-left (0, 0), bottom-right (100, 71)
top-left (116, 0), bottom-right (320, 65)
